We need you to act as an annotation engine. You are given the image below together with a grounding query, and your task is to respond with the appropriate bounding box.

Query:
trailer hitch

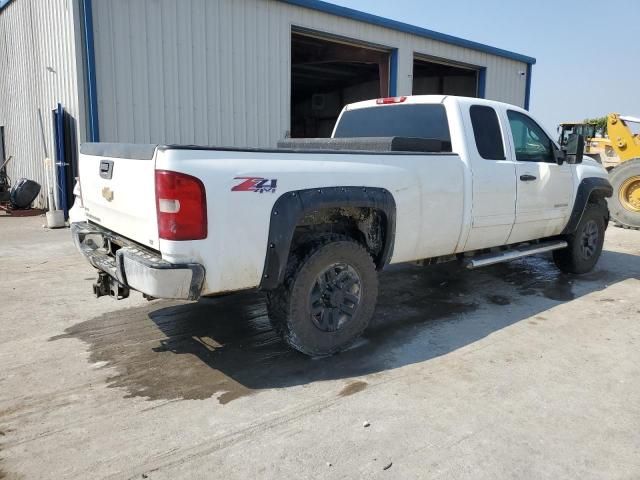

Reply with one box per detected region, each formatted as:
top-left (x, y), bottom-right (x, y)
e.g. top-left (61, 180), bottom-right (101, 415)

top-left (93, 272), bottom-right (130, 300)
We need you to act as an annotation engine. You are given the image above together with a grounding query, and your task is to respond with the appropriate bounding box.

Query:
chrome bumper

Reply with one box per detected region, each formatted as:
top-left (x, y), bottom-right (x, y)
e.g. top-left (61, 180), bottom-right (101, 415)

top-left (71, 222), bottom-right (204, 300)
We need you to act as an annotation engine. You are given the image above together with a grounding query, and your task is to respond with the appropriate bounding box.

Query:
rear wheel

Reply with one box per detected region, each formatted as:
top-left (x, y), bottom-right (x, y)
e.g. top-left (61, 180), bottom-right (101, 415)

top-left (553, 202), bottom-right (607, 274)
top-left (608, 158), bottom-right (640, 229)
top-left (266, 236), bottom-right (378, 356)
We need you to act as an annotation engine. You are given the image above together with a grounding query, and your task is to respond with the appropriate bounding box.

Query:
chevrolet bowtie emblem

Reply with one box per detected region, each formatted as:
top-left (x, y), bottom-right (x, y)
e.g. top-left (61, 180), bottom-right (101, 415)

top-left (102, 187), bottom-right (114, 202)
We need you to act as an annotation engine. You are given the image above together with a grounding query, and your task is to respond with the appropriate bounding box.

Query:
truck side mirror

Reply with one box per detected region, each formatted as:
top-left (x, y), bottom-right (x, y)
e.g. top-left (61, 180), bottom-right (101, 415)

top-left (564, 133), bottom-right (584, 164)
top-left (553, 147), bottom-right (566, 165)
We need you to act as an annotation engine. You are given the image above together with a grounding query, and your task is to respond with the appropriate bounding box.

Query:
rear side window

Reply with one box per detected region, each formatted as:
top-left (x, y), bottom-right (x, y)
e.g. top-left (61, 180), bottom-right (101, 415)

top-left (470, 105), bottom-right (505, 160)
top-left (333, 104), bottom-right (451, 146)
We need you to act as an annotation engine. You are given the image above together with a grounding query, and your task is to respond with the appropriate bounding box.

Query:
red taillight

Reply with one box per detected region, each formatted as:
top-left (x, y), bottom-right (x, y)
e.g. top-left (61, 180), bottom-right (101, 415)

top-left (155, 170), bottom-right (207, 241)
top-left (376, 96), bottom-right (407, 105)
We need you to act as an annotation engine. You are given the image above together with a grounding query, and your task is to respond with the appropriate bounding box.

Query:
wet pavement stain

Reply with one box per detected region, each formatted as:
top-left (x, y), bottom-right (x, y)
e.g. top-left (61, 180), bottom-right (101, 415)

top-left (50, 263), bottom-right (478, 404)
top-left (487, 295), bottom-right (511, 306)
top-left (339, 381), bottom-right (368, 397)
top-left (50, 253), bottom-right (630, 405)
top-left (51, 291), bottom-right (280, 403)
top-left (486, 254), bottom-right (614, 301)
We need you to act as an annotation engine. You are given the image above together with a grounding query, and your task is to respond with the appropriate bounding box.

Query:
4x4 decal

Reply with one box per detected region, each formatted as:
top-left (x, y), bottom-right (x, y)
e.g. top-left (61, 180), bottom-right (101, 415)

top-left (232, 177), bottom-right (278, 193)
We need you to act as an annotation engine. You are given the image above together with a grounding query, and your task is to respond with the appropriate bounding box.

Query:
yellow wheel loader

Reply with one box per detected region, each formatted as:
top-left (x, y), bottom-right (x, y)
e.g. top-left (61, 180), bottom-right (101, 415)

top-left (559, 114), bottom-right (640, 229)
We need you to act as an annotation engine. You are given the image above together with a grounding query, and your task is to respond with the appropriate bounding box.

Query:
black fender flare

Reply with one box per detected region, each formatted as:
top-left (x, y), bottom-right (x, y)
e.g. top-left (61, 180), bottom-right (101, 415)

top-left (259, 186), bottom-right (396, 290)
top-left (561, 177), bottom-right (613, 234)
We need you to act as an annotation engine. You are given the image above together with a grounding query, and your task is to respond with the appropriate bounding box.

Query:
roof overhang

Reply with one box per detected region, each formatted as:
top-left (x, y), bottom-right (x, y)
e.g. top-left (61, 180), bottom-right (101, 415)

top-left (279, 0), bottom-right (536, 65)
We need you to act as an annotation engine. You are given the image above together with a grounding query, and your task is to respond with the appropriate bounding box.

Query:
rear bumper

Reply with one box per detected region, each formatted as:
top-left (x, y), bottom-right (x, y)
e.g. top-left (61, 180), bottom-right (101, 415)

top-left (71, 222), bottom-right (204, 300)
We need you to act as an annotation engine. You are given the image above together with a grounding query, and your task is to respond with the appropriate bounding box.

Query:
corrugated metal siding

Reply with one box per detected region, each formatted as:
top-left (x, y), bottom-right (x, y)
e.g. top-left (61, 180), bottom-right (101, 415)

top-left (0, 0), bottom-right (83, 209)
top-left (92, 0), bottom-right (530, 149)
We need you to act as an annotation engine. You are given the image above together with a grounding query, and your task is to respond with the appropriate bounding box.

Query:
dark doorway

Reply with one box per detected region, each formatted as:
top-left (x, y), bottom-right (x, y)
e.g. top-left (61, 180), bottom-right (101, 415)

top-left (291, 31), bottom-right (391, 138)
top-left (413, 57), bottom-right (478, 97)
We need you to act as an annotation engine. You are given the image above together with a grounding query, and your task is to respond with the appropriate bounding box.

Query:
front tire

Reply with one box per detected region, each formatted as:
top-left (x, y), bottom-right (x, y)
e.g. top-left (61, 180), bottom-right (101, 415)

top-left (266, 236), bottom-right (378, 356)
top-left (553, 202), bottom-right (607, 274)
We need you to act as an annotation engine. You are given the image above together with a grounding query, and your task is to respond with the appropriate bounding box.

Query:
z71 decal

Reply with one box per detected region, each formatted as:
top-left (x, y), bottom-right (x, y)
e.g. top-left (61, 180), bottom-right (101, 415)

top-left (232, 177), bottom-right (278, 193)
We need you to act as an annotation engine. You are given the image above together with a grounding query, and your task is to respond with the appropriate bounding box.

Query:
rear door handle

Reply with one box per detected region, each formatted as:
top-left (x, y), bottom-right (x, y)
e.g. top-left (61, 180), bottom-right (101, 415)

top-left (519, 174), bottom-right (537, 182)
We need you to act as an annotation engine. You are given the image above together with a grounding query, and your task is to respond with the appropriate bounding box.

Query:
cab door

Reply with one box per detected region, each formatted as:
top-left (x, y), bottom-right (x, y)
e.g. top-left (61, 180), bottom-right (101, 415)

top-left (505, 110), bottom-right (575, 244)
top-left (462, 104), bottom-right (517, 251)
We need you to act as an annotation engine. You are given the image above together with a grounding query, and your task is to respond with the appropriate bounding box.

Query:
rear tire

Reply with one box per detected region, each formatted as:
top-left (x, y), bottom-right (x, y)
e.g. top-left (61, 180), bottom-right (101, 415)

top-left (266, 235), bottom-right (378, 356)
top-left (553, 202), bottom-right (607, 274)
top-left (607, 158), bottom-right (640, 230)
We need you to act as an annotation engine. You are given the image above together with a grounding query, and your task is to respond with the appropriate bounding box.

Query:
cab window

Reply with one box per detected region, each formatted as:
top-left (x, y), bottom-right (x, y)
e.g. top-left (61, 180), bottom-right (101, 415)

top-left (470, 105), bottom-right (505, 160)
top-left (507, 110), bottom-right (555, 163)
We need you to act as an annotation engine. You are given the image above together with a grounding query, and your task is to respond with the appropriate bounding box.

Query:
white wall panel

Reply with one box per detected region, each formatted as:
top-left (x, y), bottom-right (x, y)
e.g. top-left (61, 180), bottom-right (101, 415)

top-left (0, 0), bottom-right (84, 209)
top-left (90, 0), bottom-right (530, 148)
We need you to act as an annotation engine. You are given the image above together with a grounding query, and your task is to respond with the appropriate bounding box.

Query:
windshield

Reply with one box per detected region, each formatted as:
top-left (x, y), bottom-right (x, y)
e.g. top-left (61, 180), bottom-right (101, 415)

top-left (333, 104), bottom-right (451, 144)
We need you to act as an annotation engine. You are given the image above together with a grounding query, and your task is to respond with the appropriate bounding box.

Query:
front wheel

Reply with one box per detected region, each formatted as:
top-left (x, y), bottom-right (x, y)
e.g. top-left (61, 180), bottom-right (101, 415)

top-left (553, 202), bottom-right (607, 274)
top-left (266, 236), bottom-right (378, 356)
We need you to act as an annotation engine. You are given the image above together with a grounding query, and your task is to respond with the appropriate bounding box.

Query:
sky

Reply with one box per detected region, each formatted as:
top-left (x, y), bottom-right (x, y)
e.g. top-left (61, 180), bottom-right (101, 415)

top-left (329, 0), bottom-right (640, 132)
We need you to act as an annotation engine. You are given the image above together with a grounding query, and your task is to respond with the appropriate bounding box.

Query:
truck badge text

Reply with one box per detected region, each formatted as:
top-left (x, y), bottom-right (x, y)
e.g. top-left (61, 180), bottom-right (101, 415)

top-left (232, 177), bottom-right (278, 193)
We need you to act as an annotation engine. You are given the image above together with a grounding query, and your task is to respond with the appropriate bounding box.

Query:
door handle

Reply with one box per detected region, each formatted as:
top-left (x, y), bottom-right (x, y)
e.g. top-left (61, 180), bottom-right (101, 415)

top-left (519, 174), bottom-right (537, 182)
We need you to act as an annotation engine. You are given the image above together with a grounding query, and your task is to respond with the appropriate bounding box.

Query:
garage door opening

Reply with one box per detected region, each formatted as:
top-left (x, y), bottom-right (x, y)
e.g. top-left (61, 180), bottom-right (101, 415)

top-left (291, 31), bottom-right (391, 138)
top-left (413, 57), bottom-right (478, 97)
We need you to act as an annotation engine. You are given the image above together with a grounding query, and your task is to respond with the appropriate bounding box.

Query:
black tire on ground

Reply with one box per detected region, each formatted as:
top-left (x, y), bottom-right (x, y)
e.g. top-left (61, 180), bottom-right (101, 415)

top-left (553, 202), bottom-right (607, 274)
top-left (607, 158), bottom-right (640, 230)
top-left (266, 235), bottom-right (378, 356)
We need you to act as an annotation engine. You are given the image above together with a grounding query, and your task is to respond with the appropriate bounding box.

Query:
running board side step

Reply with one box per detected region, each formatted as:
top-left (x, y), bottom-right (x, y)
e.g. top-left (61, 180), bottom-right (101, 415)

top-left (463, 240), bottom-right (568, 269)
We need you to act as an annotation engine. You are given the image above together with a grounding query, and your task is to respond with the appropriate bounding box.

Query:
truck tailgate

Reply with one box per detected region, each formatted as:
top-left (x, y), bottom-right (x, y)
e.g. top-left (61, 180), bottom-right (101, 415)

top-left (79, 143), bottom-right (159, 250)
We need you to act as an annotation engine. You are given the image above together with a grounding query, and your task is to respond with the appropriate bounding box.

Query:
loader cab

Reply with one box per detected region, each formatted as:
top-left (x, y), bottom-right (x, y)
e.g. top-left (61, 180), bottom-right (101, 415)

top-left (558, 122), bottom-right (597, 148)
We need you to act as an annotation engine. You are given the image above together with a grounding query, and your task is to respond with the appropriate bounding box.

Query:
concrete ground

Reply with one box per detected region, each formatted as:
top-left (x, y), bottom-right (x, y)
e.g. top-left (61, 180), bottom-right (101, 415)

top-left (0, 216), bottom-right (639, 480)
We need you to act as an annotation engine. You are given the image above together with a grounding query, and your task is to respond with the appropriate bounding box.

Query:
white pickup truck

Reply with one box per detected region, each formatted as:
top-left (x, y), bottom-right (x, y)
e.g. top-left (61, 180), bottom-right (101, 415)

top-left (72, 95), bottom-right (612, 356)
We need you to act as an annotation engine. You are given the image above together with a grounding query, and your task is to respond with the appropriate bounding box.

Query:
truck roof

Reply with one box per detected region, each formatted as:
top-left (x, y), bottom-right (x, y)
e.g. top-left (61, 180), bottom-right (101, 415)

top-left (343, 95), bottom-right (524, 112)
top-left (344, 95), bottom-right (447, 111)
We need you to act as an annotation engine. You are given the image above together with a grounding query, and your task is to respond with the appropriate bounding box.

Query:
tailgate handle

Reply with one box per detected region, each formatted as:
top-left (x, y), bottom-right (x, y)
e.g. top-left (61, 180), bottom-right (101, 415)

top-left (99, 160), bottom-right (114, 179)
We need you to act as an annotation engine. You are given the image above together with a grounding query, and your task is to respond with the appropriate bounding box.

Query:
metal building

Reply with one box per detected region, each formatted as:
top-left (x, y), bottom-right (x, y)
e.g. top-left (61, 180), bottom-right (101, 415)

top-left (0, 0), bottom-right (535, 209)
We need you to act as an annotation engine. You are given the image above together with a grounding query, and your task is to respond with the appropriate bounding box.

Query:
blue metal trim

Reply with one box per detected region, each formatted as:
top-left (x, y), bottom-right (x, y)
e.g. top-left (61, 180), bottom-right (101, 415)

top-left (0, 0), bottom-right (13, 11)
top-left (524, 63), bottom-right (533, 110)
top-left (389, 49), bottom-right (398, 96)
top-left (54, 103), bottom-right (70, 219)
top-left (81, 0), bottom-right (100, 141)
top-left (477, 67), bottom-right (486, 98)
top-left (279, 0), bottom-right (536, 65)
